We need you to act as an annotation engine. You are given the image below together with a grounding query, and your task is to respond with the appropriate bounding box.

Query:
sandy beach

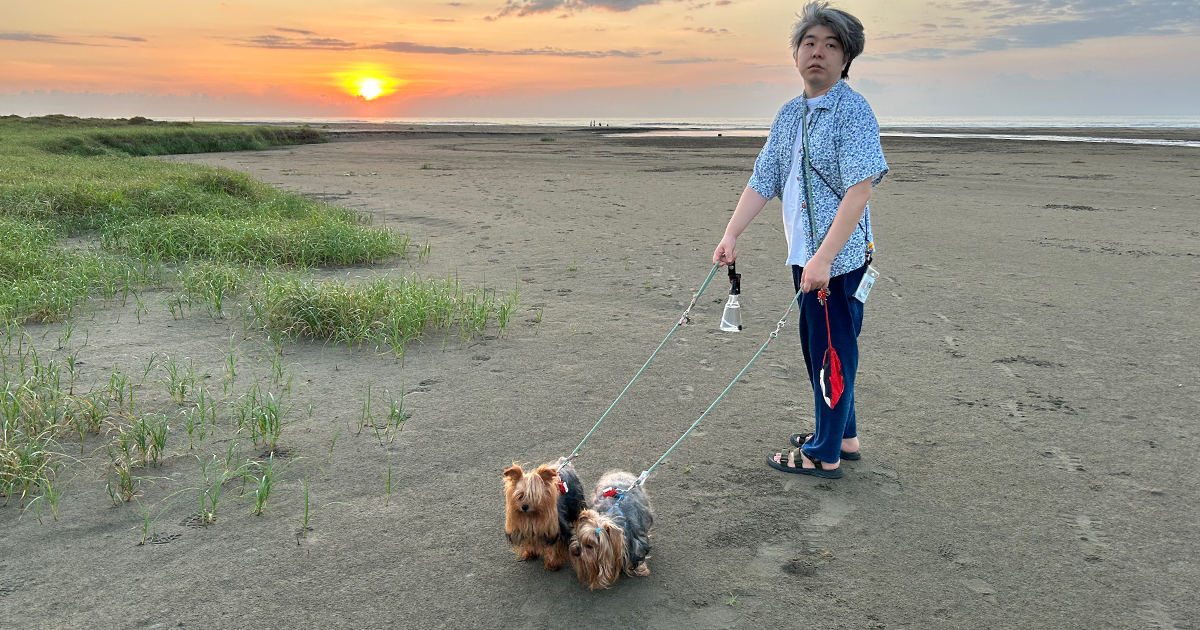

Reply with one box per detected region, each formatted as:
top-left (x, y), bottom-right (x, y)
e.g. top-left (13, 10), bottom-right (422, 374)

top-left (2, 126), bottom-right (1198, 629)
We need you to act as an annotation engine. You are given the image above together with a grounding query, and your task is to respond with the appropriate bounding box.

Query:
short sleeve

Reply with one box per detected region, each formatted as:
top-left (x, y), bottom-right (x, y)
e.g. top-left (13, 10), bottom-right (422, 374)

top-left (747, 137), bottom-right (777, 201)
top-left (837, 97), bottom-right (888, 190)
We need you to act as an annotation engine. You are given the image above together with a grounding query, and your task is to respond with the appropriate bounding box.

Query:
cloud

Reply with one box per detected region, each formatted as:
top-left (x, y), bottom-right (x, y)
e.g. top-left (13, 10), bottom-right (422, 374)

top-left (851, 77), bottom-right (887, 93)
top-left (683, 27), bottom-right (730, 35)
top-left (370, 41), bottom-right (480, 54)
top-left (275, 27), bottom-right (317, 35)
top-left (374, 41), bottom-right (652, 57)
top-left (107, 35), bottom-right (148, 42)
top-left (654, 57), bottom-right (735, 64)
top-left (882, 47), bottom-right (974, 60)
top-left (986, 1), bottom-right (1200, 49)
top-left (229, 32), bottom-right (653, 57)
top-left (432, 18), bottom-right (459, 22)
top-left (492, 0), bottom-right (662, 18)
top-left (232, 34), bottom-right (358, 49)
top-left (0, 32), bottom-right (88, 46)
top-left (888, 0), bottom-right (1199, 59)
top-left (874, 32), bottom-right (914, 41)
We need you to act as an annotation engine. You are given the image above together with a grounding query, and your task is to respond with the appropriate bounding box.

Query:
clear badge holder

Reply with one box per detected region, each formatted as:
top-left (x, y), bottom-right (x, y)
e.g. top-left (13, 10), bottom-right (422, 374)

top-left (853, 265), bottom-right (879, 303)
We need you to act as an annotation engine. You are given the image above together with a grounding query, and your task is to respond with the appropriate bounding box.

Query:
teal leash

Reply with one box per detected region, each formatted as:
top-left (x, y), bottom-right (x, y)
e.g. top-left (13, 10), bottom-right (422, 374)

top-left (619, 285), bottom-right (806, 492)
top-left (566, 263), bottom-right (722, 462)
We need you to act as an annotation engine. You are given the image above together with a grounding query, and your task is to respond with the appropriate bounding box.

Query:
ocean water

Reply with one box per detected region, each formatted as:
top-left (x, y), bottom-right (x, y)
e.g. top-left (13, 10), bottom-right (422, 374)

top-left (164, 115), bottom-right (1200, 147)
top-left (166, 115), bottom-right (1200, 129)
top-left (611, 129), bottom-right (1200, 148)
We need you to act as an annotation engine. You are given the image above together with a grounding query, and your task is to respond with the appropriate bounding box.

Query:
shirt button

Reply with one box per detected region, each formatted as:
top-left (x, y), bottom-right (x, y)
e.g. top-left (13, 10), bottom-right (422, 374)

top-left (801, 204), bottom-right (807, 209)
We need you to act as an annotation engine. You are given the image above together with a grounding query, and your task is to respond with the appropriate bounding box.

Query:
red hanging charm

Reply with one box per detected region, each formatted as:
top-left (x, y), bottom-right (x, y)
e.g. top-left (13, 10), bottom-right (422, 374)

top-left (817, 289), bottom-right (845, 409)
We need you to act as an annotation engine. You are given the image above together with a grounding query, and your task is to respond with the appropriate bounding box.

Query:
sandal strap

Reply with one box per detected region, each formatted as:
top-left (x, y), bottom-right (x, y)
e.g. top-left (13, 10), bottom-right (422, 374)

top-left (781, 448), bottom-right (827, 471)
top-left (796, 448), bottom-right (825, 470)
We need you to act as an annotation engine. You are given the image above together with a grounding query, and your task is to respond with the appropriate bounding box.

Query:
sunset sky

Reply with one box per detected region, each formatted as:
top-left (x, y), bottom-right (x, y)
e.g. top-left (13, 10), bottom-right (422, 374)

top-left (2, 0), bottom-right (1198, 119)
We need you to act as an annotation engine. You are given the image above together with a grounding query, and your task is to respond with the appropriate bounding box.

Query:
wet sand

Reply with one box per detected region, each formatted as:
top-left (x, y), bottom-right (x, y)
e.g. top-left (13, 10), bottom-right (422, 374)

top-left (2, 126), bottom-right (1198, 629)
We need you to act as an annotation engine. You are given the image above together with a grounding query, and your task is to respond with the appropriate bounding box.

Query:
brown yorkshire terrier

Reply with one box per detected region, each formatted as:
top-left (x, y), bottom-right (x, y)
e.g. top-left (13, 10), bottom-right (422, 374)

top-left (502, 458), bottom-right (586, 571)
top-left (568, 470), bottom-right (654, 590)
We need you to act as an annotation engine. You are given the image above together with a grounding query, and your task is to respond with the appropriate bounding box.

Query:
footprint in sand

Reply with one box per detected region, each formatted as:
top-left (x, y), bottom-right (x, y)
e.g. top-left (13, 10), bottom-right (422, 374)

top-left (862, 461), bottom-right (901, 496)
top-left (999, 400), bottom-right (1028, 432)
top-left (962, 577), bottom-right (998, 604)
top-left (179, 514), bottom-right (207, 529)
top-left (679, 384), bottom-right (694, 400)
top-left (769, 363), bottom-right (789, 379)
top-left (749, 543), bottom-right (802, 578)
top-left (933, 312), bottom-right (965, 331)
top-left (795, 496), bottom-right (855, 555)
top-left (1043, 447), bottom-right (1085, 472)
top-left (993, 363), bottom-right (1017, 378)
top-left (1065, 513), bottom-right (1110, 548)
top-left (747, 495), bottom-right (854, 578)
top-left (1141, 601), bottom-right (1188, 629)
top-left (942, 335), bottom-right (964, 357)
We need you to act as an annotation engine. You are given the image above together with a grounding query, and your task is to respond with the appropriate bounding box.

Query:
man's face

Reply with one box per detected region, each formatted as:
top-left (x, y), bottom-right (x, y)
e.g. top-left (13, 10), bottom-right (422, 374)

top-left (795, 24), bottom-right (846, 92)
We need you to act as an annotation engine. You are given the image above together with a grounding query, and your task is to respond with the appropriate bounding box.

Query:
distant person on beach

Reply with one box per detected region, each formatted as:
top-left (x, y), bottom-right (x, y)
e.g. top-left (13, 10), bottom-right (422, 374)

top-left (712, 1), bottom-right (888, 478)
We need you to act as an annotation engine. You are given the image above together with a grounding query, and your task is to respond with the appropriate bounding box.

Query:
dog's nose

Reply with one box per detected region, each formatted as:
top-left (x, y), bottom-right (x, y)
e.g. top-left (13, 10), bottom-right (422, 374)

top-left (572, 549), bottom-right (581, 557)
top-left (521, 504), bottom-right (529, 512)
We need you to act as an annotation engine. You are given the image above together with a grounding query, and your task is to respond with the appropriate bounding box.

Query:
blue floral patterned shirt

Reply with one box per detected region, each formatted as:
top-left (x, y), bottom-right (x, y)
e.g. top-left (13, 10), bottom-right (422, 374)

top-left (748, 79), bottom-right (888, 277)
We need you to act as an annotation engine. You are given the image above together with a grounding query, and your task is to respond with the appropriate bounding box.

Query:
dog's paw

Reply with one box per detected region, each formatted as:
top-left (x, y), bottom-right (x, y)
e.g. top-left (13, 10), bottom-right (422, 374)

top-left (632, 563), bottom-right (650, 577)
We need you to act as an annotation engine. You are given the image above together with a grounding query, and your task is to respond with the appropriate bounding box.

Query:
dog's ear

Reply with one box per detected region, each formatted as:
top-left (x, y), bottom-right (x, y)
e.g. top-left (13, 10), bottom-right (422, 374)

top-left (535, 464), bottom-right (558, 485)
top-left (604, 524), bottom-right (627, 572)
top-left (502, 464), bottom-right (524, 482)
top-left (573, 509), bottom-right (597, 529)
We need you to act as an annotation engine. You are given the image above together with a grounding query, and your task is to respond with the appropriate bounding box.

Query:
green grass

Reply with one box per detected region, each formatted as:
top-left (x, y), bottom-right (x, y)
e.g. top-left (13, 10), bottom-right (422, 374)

top-left (3, 114), bottom-right (324, 158)
top-left (103, 212), bottom-right (405, 266)
top-left (251, 273), bottom-right (516, 358)
top-left (0, 115), bottom-right (519, 517)
top-left (0, 115), bottom-right (410, 323)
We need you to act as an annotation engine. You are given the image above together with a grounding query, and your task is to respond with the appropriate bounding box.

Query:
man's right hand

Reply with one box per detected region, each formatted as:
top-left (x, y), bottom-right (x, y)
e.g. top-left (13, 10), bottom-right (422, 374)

top-left (712, 235), bottom-right (738, 266)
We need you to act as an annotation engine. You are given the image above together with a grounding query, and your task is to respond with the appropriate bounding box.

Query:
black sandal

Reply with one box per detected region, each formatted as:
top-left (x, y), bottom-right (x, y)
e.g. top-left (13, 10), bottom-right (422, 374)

top-left (766, 448), bottom-right (844, 479)
top-left (789, 433), bottom-right (861, 461)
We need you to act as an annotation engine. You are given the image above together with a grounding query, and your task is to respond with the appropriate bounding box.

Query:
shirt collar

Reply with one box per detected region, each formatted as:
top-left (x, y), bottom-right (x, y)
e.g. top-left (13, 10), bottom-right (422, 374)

top-left (806, 79), bottom-right (846, 111)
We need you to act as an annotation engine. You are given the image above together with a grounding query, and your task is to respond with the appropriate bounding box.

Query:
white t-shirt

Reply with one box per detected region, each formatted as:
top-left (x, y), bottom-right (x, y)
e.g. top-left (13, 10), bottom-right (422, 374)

top-left (781, 93), bottom-right (824, 267)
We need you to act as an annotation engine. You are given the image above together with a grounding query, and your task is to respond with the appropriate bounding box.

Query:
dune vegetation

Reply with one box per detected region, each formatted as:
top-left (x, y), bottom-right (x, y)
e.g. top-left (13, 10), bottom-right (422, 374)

top-left (0, 116), bottom-right (516, 515)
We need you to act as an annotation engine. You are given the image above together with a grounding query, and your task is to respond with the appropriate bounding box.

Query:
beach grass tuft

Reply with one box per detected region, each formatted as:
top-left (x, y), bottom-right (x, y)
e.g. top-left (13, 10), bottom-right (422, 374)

top-left (6, 114), bottom-right (325, 158)
top-left (0, 115), bottom-right (412, 324)
top-left (250, 273), bottom-right (516, 355)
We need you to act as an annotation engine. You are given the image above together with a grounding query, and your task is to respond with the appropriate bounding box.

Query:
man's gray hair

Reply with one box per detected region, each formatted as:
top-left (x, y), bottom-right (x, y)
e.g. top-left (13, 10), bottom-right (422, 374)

top-left (789, 2), bottom-right (865, 78)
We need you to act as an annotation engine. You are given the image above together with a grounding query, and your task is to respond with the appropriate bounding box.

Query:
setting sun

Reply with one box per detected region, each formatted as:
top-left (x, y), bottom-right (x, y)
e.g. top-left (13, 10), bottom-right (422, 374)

top-left (336, 67), bottom-right (403, 103)
top-left (352, 77), bottom-right (386, 100)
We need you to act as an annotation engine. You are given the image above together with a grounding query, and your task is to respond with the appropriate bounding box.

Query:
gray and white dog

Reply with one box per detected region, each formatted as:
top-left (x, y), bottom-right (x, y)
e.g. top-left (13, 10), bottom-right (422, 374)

top-left (567, 470), bottom-right (654, 589)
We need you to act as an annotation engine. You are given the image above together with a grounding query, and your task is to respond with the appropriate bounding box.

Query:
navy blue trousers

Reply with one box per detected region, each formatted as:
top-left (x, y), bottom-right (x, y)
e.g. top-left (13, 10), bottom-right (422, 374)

top-left (791, 264), bottom-right (866, 464)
